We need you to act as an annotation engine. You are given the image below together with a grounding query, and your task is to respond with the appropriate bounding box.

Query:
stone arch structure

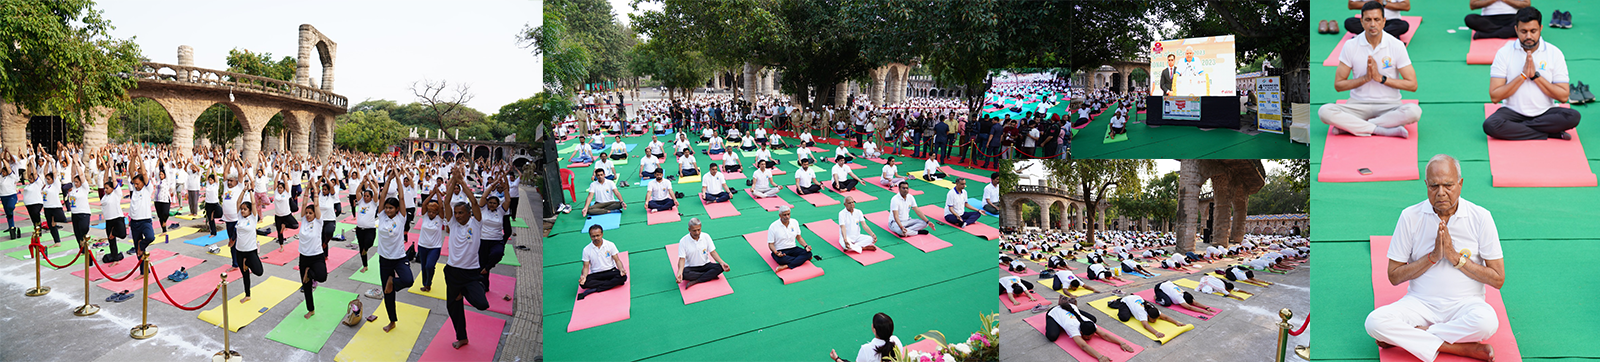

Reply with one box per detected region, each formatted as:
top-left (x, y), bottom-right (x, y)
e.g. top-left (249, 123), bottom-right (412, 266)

top-left (297, 24), bottom-right (338, 91)
top-left (870, 62), bottom-right (915, 106)
top-left (1000, 185), bottom-right (1106, 231)
top-left (1175, 159), bottom-right (1267, 252)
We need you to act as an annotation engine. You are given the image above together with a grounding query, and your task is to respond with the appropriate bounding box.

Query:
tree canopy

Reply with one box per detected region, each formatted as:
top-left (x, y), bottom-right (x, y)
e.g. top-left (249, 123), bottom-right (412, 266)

top-left (0, 0), bottom-right (143, 123)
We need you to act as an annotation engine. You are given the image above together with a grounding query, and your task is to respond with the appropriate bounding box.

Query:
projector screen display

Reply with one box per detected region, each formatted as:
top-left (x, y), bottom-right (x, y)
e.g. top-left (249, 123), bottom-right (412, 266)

top-left (1150, 35), bottom-right (1236, 97)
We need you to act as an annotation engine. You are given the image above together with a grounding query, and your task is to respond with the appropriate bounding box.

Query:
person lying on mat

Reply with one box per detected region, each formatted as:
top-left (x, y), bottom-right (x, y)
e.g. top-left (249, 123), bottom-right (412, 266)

top-left (1244, 254), bottom-right (1294, 272)
top-left (1218, 265), bottom-right (1274, 287)
top-left (1086, 263), bottom-right (1130, 284)
top-left (829, 156), bottom-right (864, 192)
top-left (838, 197), bottom-right (880, 252)
top-left (1320, 1), bottom-right (1422, 138)
top-left (677, 152), bottom-right (699, 177)
top-left (877, 156), bottom-right (907, 187)
top-left (1046, 295), bottom-right (1135, 362)
top-left (767, 206), bottom-right (817, 271)
top-left (1085, 252), bottom-right (1107, 266)
top-left (1159, 253), bottom-right (1191, 270)
top-left (1465, 0), bottom-right (1527, 39)
top-left (1343, 0), bottom-right (1411, 38)
top-left (645, 170), bottom-right (676, 213)
top-left (1153, 280), bottom-right (1218, 316)
top-left (888, 182), bottom-right (936, 236)
top-left (1107, 293), bottom-right (1188, 338)
top-left (1047, 271), bottom-right (1099, 295)
top-left (1366, 154), bottom-right (1503, 362)
top-left (1197, 274), bottom-right (1249, 301)
top-left (1204, 244), bottom-right (1227, 261)
top-left (920, 158), bottom-right (947, 181)
top-left (1000, 255), bottom-right (1028, 272)
top-left (582, 169), bottom-right (625, 217)
top-left (1046, 253), bottom-right (1076, 270)
top-left (828, 313), bottom-right (901, 362)
top-left (793, 158), bottom-right (823, 195)
top-left (607, 137), bottom-right (629, 161)
top-left (568, 144), bottom-right (595, 165)
top-left (943, 179), bottom-right (983, 227)
top-left (750, 161), bottom-right (782, 199)
top-left (1029, 250), bottom-right (1047, 262)
top-left (1120, 258), bottom-right (1155, 276)
top-left (1000, 275), bottom-right (1041, 305)
top-left (577, 225), bottom-right (628, 300)
top-left (675, 218), bottom-right (730, 289)
top-left (1483, 7), bottom-right (1579, 141)
top-left (700, 165), bottom-right (733, 204)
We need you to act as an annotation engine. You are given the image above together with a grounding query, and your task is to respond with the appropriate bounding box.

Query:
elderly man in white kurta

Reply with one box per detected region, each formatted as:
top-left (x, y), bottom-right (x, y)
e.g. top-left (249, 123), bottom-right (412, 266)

top-left (1365, 155), bottom-right (1503, 362)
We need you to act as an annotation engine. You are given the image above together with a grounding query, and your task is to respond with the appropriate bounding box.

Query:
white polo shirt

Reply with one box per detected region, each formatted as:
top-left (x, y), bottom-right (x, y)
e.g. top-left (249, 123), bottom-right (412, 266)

top-left (1389, 198), bottom-right (1502, 306)
top-left (796, 167), bottom-right (816, 188)
top-left (647, 178), bottom-right (672, 202)
top-left (983, 183), bottom-right (1000, 205)
top-left (766, 219), bottom-right (802, 250)
top-left (944, 188), bottom-right (968, 218)
top-left (1490, 38), bottom-right (1568, 117)
top-left (889, 194), bottom-right (918, 224)
top-left (588, 180), bottom-right (618, 203)
top-left (677, 232), bottom-right (716, 268)
top-left (1482, 0), bottom-right (1515, 16)
top-left (839, 208), bottom-right (866, 238)
top-left (702, 172), bottom-right (726, 194)
top-left (1047, 306), bottom-right (1086, 338)
top-left (923, 159), bottom-right (939, 175)
top-left (830, 164), bottom-right (851, 183)
top-left (581, 239), bottom-right (621, 273)
top-left (1339, 32), bottom-right (1412, 102)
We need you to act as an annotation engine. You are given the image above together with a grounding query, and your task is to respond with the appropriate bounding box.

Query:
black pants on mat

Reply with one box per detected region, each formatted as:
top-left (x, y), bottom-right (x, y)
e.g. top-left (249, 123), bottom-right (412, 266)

top-left (299, 252), bottom-right (328, 312)
top-left (232, 248), bottom-right (263, 297)
top-left (580, 268), bottom-right (627, 292)
top-left (379, 256), bottom-right (415, 323)
top-left (205, 203), bottom-right (221, 235)
top-left (154, 202), bottom-right (170, 232)
top-left (479, 238), bottom-right (506, 289)
top-left (682, 263), bottom-right (724, 283)
top-left (356, 227), bottom-right (375, 268)
top-left (1483, 106), bottom-right (1582, 140)
top-left (1465, 13), bottom-right (1516, 39)
top-left (772, 246), bottom-right (812, 269)
top-left (41, 206), bottom-right (63, 244)
top-left (1344, 17), bottom-right (1409, 39)
top-left (445, 265), bottom-right (490, 341)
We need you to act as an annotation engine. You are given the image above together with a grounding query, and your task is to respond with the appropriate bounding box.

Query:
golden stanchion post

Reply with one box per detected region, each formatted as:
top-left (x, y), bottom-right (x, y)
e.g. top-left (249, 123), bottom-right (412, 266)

top-left (130, 254), bottom-right (158, 339)
top-left (73, 238), bottom-right (101, 316)
top-left (1276, 308), bottom-right (1310, 362)
top-left (24, 228), bottom-right (49, 297)
top-left (213, 271), bottom-right (241, 362)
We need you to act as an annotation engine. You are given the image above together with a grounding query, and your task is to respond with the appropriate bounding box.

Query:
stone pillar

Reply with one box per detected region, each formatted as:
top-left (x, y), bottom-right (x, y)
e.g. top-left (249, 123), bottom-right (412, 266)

top-left (284, 110), bottom-right (313, 157)
top-left (743, 62), bottom-right (759, 103)
top-left (232, 105), bottom-right (280, 163)
top-left (177, 45), bottom-right (195, 81)
top-left (1210, 181), bottom-right (1232, 249)
top-left (1039, 204), bottom-right (1051, 231)
top-left (1, 102), bottom-right (28, 153)
top-left (296, 26), bottom-right (315, 87)
top-left (870, 70), bottom-right (885, 106)
top-left (263, 132), bottom-right (283, 153)
top-left (314, 115), bottom-right (335, 158)
top-left (321, 63), bottom-right (335, 91)
top-left (834, 82), bottom-right (849, 109)
top-left (81, 106), bottom-right (114, 150)
top-left (151, 97), bottom-right (212, 157)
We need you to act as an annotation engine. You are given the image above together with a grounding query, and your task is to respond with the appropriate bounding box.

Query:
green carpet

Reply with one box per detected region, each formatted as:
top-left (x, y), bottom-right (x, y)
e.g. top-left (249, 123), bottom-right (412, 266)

top-left (547, 130), bottom-right (997, 361)
top-left (264, 287), bottom-right (360, 352)
top-left (1069, 103), bottom-right (1306, 159)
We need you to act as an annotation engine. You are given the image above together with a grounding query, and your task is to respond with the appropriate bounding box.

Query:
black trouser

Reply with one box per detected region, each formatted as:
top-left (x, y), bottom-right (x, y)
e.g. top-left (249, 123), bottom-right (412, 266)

top-left (445, 265), bottom-right (490, 341)
top-left (232, 248), bottom-right (263, 297)
top-left (274, 214), bottom-right (297, 244)
top-left (1153, 289), bottom-right (1194, 307)
top-left (479, 238), bottom-right (506, 289)
top-left (154, 202), bottom-right (170, 231)
top-left (796, 184), bottom-right (821, 195)
top-left (205, 203), bottom-right (221, 235)
top-left (771, 246), bottom-right (812, 269)
top-left (356, 227), bottom-right (376, 268)
top-left (298, 252), bottom-right (328, 311)
top-left (983, 204), bottom-right (1000, 215)
top-left (922, 171), bottom-right (947, 181)
top-left (41, 206), bottom-right (62, 244)
top-left (290, 186), bottom-right (301, 213)
top-left (379, 256), bottom-right (415, 323)
top-left (507, 197), bottom-right (519, 220)
top-left (322, 220), bottom-right (336, 246)
top-left (1344, 17), bottom-right (1409, 39)
top-left (105, 217), bottom-right (126, 257)
top-left (580, 268), bottom-right (627, 292)
top-left (682, 263), bottom-right (724, 284)
top-left (832, 179), bottom-right (858, 191)
top-left (1464, 13), bottom-right (1516, 39)
top-left (71, 213), bottom-right (90, 243)
top-left (404, 207), bottom-right (416, 233)
top-left (1484, 106), bottom-right (1582, 140)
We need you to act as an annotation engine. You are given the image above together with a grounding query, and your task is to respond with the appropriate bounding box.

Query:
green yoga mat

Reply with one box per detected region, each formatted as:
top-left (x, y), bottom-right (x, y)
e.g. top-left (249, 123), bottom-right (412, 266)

top-left (264, 287), bottom-right (360, 353)
top-left (0, 226), bottom-right (44, 252)
top-left (1104, 125), bottom-right (1129, 144)
top-left (349, 255), bottom-right (383, 285)
top-left (508, 218), bottom-right (529, 229)
top-left (501, 244), bottom-right (520, 266)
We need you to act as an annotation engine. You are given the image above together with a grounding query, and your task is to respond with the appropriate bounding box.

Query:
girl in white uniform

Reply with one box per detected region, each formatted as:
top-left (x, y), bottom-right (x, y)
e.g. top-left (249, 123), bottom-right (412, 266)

top-left (828, 313), bottom-right (900, 362)
top-left (232, 191), bottom-right (264, 303)
top-left (374, 169), bottom-right (416, 333)
top-left (295, 197), bottom-right (327, 319)
top-left (416, 188), bottom-right (447, 292)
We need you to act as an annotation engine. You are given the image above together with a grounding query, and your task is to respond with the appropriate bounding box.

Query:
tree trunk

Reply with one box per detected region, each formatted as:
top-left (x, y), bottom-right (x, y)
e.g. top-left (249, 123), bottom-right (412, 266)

top-left (1083, 182), bottom-right (1098, 246)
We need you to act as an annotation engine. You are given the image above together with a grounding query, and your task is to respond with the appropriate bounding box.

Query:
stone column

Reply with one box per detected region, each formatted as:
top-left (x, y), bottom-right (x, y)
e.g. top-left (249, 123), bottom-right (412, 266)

top-left (1, 102), bottom-right (28, 153)
top-left (151, 97), bottom-right (212, 157)
top-left (743, 62), bottom-right (759, 103)
top-left (870, 70), bottom-right (885, 106)
top-left (233, 105), bottom-right (280, 163)
top-left (284, 110), bottom-right (313, 157)
top-left (296, 26), bottom-right (315, 87)
top-left (1039, 203), bottom-right (1051, 231)
top-left (321, 63), bottom-right (335, 91)
top-left (315, 115), bottom-right (335, 158)
top-left (177, 45), bottom-right (195, 81)
top-left (834, 82), bottom-right (850, 109)
top-left (82, 106), bottom-right (114, 150)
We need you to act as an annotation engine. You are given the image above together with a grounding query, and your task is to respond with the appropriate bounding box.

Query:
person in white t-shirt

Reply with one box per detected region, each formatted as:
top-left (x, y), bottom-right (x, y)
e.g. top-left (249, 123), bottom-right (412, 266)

top-left (1342, 0), bottom-right (1410, 38)
top-left (125, 149), bottom-right (158, 275)
top-left (829, 156), bottom-right (863, 192)
top-left (295, 194), bottom-right (329, 320)
top-left (1196, 274), bottom-right (1248, 301)
top-left (645, 170), bottom-right (677, 213)
top-left (675, 218), bottom-right (730, 289)
top-left (677, 153), bottom-right (699, 177)
top-left (981, 175), bottom-right (1001, 215)
top-left (887, 182), bottom-right (934, 236)
top-left (231, 190), bottom-right (265, 303)
top-left (1042, 295), bottom-right (1135, 361)
top-left (920, 158), bottom-right (946, 181)
top-left (828, 313), bottom-right (902, 362)
top-left (1366, 154), bottom-right (1501, 362)
top-left (440, 169), bottom-right (492, 348)
top-left (793, 159), bottom-right (822, 195)
top-left (1319, 2), bottom-right (1421, 138)
top-left (1465, 0), bottom-right (1526, 39)
top-left (942, 179), bottom-right (983, 227)
top-left (583, 169), bottom-right (625, 216)
top-left (95, 175), bottom-right (129, 265)
top-left (577, 225), bottom-right (628, 299)
top-left (700, 165), bottom-right (733, 203)
top-left (836, 197), bottom-right (879, 252)
top-left (1483, 9), bottom-right (1580, 141)
top-left (1152, 280), bottom-right (1218, 317)
top-left (749, 161), bottom-right (781, 199)
top-left (1108, 293), bottom-right (1188, 339)
top-left (767, 206), bottom-right (815, 271)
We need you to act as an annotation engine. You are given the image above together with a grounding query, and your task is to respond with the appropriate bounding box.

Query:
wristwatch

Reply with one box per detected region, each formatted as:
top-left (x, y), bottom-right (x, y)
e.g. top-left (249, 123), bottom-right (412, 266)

top-left (1529, 72), bottom-right (1541, 81)
top-left (1453, 255), bottom-right (1467, 268)
top-left (1379, 75), bottom-right (1388, 84)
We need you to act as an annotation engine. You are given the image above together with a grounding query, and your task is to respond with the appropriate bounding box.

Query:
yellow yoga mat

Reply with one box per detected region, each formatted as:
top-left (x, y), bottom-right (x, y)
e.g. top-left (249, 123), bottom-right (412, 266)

top-left (408, 262), bottom-right (448, 300)
top-left (158, 227), bottom-right (201, 242)
top-left (907, 171), bottom-right (956, 189)
top-left (174, 215), bottom-right (203, 220)
top-left (210, 236), bottom-right (277, 258)
top-left (1039, 279), bottom-right (1095, 297)
top-left (1171, 278), bottom-right (1253, 300)
top-left (197, 276), bottom-right (301, 332)
top-left (678, 175), bottom-right (702, 184)
top-left (333, 301), bottom-right (429, 362)
top-left (1087, 295), bottom-right (1197, 344)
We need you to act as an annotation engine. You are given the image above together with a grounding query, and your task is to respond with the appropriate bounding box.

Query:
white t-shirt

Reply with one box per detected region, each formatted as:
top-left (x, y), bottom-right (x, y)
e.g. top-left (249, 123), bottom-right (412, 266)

top-left (128, 183), bottom-right (154, 220)
top-left (316, 194), bottom-right (337, 221)
top-left (752, 168), bottom-right (772, 189)
top-left (923, 159), bottom-right (939, 175)
top-left (1381, 0), bottom-right (1405, 19)
top-left (766, 219), bottom-right (803, 250)
top-left (204, 181), bottom-right (220, 204)
top-left (0, 173), bottom-right (19, 197)
top-left (21, 177), bottom-right (44, 204)
top-left (1198, 275), bottom-right (1229, 294)
top-left (1120, 295), bottom-right (1151, 321)
top-left (677, 155), bottom-right (696, 171)
top-left (839, 208), bottom-right (866, 238)
top-left (944, 188), bottom-right (968, 218)
top-left (297, 214), bottom-right (324, 255)
top-left (983, 183), bottom-right (1000, 205)
top-left (234, 215), bottom-right (259, 252)
top-left (889, 194), bottom-right (918, 224)
top-left (42, 179), bottom-right (62, 208)
top-left (1482, 0), bottom-right (1515, 16)
top-left (703, 172), bottom-right (726, 194)
top-left (1389, 198), bottom-right (1502, 306)
top-left (647, 179), bottom-right (673, 202)
top-left (480, 206), bottom-right (505, 240)
top-left (640, 156), bottom-right (659, 175)
top-left (376, 212), bottom-right (407, 259)
top-left (830, 164), bottom-right (851, 183)
top-left (677, 232), bottom-right (716, 268)
top-left (418, 214), bottom-right (445, 249)
top-left (855, 336), bottom-right (903, 362)
top-left (447, 218), bottom-right (483, 269)
top-left (881, 165), bottom-right (898, 179)
top-left (1046, 306), bottom-right (1085, 338)
top-left (1024, 128), bottom-right (1039, 147)
top-left (1490, 39), bottom-right (1569, 117)
top-left (272, 191), bottom-right (292, 216)
top-left (1338, 32), bottom-right (1412, 102)
top-left (795, 168), bottom-right (816, 188)
top-left (101, 188), bottom-right (124, 220)
top-left (581, 239), bottom-right (620, 273)
top-left (588, 180), bottom-right (618, 203)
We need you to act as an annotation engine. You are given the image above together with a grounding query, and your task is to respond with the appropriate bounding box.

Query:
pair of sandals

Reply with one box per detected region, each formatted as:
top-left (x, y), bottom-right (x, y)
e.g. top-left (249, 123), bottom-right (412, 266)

top-left (1315, 20), bottom-right (1345, 35)
top-left (106, 290), bottom-right (135, 303)
top-left (1571, 81), bottom-right (1597, 104)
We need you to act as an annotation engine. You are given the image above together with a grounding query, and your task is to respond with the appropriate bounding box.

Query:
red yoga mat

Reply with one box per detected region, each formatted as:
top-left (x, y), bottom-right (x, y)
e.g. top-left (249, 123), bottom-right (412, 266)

top-left (1467, 34), bottom-right (1511, 65)
top-left (1023, 314), bottom-right (1144, 362)
top-left (1132, 288), bottom-right (1213, 321)
top-left (748, 189), bottom-right (793, 211)
top-left (804, 219), bottom-right (894, 266)
top-left (96, 255), bottom-right (205, 293)
top-left (566, 162), bottom-right (592, 168)
top-left (487, 273), bottom-right (516, 316)
top-left (1001, 291), bottom-right (1048, 313)
top-left (787, 185), bottom-right (840, 207)
top-left (741, 231), bottom-right (825, 285)
top-left (940, 166), bottom-right (991, 183)
top-left (568, 252), bottom-right (630, 332)
top-left (1322, 16), bottom-right (1424, 67)
top-left (417, 309), bottom-right (506, 362)
top-left (646, 206), bottom-right (681, 225)
top-left (862, 211), bottom-right (952, 253)
top-left (150, 264), bottom-right (242, 307)
top-left (1368, 236), bottom-right (1522, 361)
top-left (73, 249), bottom-right (177, 281)
top-left (664, 243), bottom-right (735, 304)
top-left (703, 199), bottom-right (741, 219)
top-left (1318, 99), bottom-right (1421, 183)
top-left (919, 205), bottom-right (1000, 240)
top-left (1484, 104), bottom-right (1595, 187)
top-left (1002, 265), bottom-right (1037, 277)
top-left (863, 177), bottom-right (922, 196)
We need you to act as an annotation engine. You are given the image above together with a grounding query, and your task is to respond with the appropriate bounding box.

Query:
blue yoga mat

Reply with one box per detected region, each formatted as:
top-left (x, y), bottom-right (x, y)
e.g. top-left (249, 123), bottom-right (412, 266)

top-left (967, 198), bottom-right (997, 217)
top-left (182, 232), bottom-right (228, 247)
top-left (581, 212), bottom-right (621, 232)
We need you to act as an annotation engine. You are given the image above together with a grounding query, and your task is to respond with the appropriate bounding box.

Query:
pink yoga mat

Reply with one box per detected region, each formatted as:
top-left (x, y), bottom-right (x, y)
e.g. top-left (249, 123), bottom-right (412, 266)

top-left (1484, 104), bottom-right (1595, 187)
top-left (74, 249), bottom-right (176, 281)
top-left (940, 166), bottom-right (991, 183)
top-left (418, 309), bottom-right (506, 362)
top-left (863, 177), bottom-right (922, 195)
top-left (96, 255), bottom-right (205, 292)
top-left (1318, 99), bottom-right (1420, 183)
top-left (804, 220), bottom-right (894, 266)
top-left (151, 264), bottom-right (241, 307)
top-left (647, 206), bottom-right (681, 225)
top-left (1467, 34), bottom-right (1511, 65)
top-left (830, 186), bottom-right (878, 203)
top-left (1001, 292), bottom-right (1048, 313)
top-left (568, 252), bottom-right (630, 332)
top-left (260, 240), bottom-right (302, 266)
top-left (741, 231), bottom-right (825, 284)
top-left (566, 162), bottom-right (592, 168)
top-left (748, 190), bottom-right (793, 211)
top-left (859, 158), bottom-right (901, 165)
top-left (487, 273), bottom-right (516, 316)
top-left (709, 154), bottom-right (724, 161)
top-left (1160, 266), bottom-right (1201, 274)
top-left (1132, 288), bottom-right (1214, 321)
top-left (703, 199), bottom-right (741, 219)
top-left (808, 147), bottom-right (828, 153)
top-left (787, 185), bottom-right (840, 207)
top-left (1323, 16), bottom-right (1423, 67)
top-left (291, 247), bottom-right (357, 272)
top-left (664, 243), bottom-right (735, 304)
top-left (919, 205), bottom-right (1000, 240)
top-left (1079, 272), bottom-right (1134, 287)
top-left (862, 211), bottom-right (952, 253)
top-left (723, 171), bottom-right (747, 180)
top-left (1024, 314), bottom-right (1144, 362)
top-left (905, 339), bottom-right (941, 356)
top-left (1003, 264), bottom-right (1037, 277)
top-left (1369, 236), bottom-right (1522, 362)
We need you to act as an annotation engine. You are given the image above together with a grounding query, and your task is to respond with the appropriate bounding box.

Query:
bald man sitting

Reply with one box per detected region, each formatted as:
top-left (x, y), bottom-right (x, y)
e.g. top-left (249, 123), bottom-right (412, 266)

top-left (1366, 154), bottom-right (1503, 362)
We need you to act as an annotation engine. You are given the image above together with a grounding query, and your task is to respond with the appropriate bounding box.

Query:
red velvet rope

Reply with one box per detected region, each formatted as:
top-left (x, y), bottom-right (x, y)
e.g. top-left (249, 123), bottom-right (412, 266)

top-left (32, 243), bottom-right (84, 269)
top-left (149, 264), bottom-right (222, 311)
top-left (84, 247), bottom-right (141, 282)
top-left (1286, 313), bottom-right (1310, 336)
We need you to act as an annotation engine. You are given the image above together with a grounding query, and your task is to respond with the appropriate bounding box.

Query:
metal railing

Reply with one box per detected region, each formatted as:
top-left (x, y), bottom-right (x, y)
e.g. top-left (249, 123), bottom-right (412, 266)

top-left (1013, 184), bottom-right (1071, 196)
top-left (131, 62), bottom-right (347, 109)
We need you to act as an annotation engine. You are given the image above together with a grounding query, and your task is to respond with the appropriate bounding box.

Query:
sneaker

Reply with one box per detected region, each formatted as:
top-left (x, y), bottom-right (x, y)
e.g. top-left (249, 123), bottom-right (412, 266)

top-left (1572, 81), bottom-right (1586, 104)
top-left (1583, 82), bottom-right (1597, 103)
top-left (1552, 10), bottom-right (1564, 27)
top-left (1562, 10), bottom-right (1574, 29)
top-left (363, 288), bottom-right (382, 299)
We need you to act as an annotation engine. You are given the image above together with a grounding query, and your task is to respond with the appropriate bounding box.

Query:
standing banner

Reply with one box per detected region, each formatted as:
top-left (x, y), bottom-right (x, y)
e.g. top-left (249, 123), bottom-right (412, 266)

top-left (1162, 96), bottom-right (1202, 121)
top-left (1256, 76), bottom-right (1283, 134)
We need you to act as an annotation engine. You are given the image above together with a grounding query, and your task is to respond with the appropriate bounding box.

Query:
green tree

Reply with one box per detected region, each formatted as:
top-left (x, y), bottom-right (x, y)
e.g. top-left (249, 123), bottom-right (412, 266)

top-left (496, 93), bottom-right (575, 143)
top-left (111, 98), bottom-right (174, 143)
top-left (520, 0), bottom-right (629, 93)
top-left (0, 0), bottom-right (143, 129)
top-left (1248, 170), bottom-right (1308, 215)
top-left (629, 39), bottom-right (713, 99)
top-left (1053, 159), bottom-right (1154, 245)
top-left (194, 48), bottom-right (298, 146)
top-left (334, 110), bottom-right (405, 153)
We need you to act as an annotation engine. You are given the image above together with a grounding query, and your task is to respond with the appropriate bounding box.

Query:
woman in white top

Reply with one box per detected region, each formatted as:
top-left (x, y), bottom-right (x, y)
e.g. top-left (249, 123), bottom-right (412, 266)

top-left (95, 173), bottom-right (129, 264)
top-left (878, 156), bottom-right (905, 187)
top-left (315, 177), bottom-right (340, 245)
top-left (830, 313), bottom-right (900, 362)
top-left (154, 168), bottom-right (177, 233)
top-left (65, 156), bottom-right (94, 245)
top-left (20, 154), bottom-right (55, 243)
top-left (270, 176), bottom-right (297, 245)
top-left (295, 195), bottom-right (327, 319)
top-left (416, 187), bottom-right (448, 292)
top-left (443, 168), bottom-right (491, 349)
top-left (231, 190), bottom-right (265, 303)
top-left (749, 161), bottom-right (781, 198)
top-left (0, 150), bottom-right (20, 239)
top-left (476, 173), bottom-right (511, 289)
top-left (352, 175), bottom-right (380, 273)
top-left (203, 173), bottom-right (222, 236)
top-left (374, 169), bottom-right (417, 332)
top-left (39, 156), bottom-right (67, 245)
